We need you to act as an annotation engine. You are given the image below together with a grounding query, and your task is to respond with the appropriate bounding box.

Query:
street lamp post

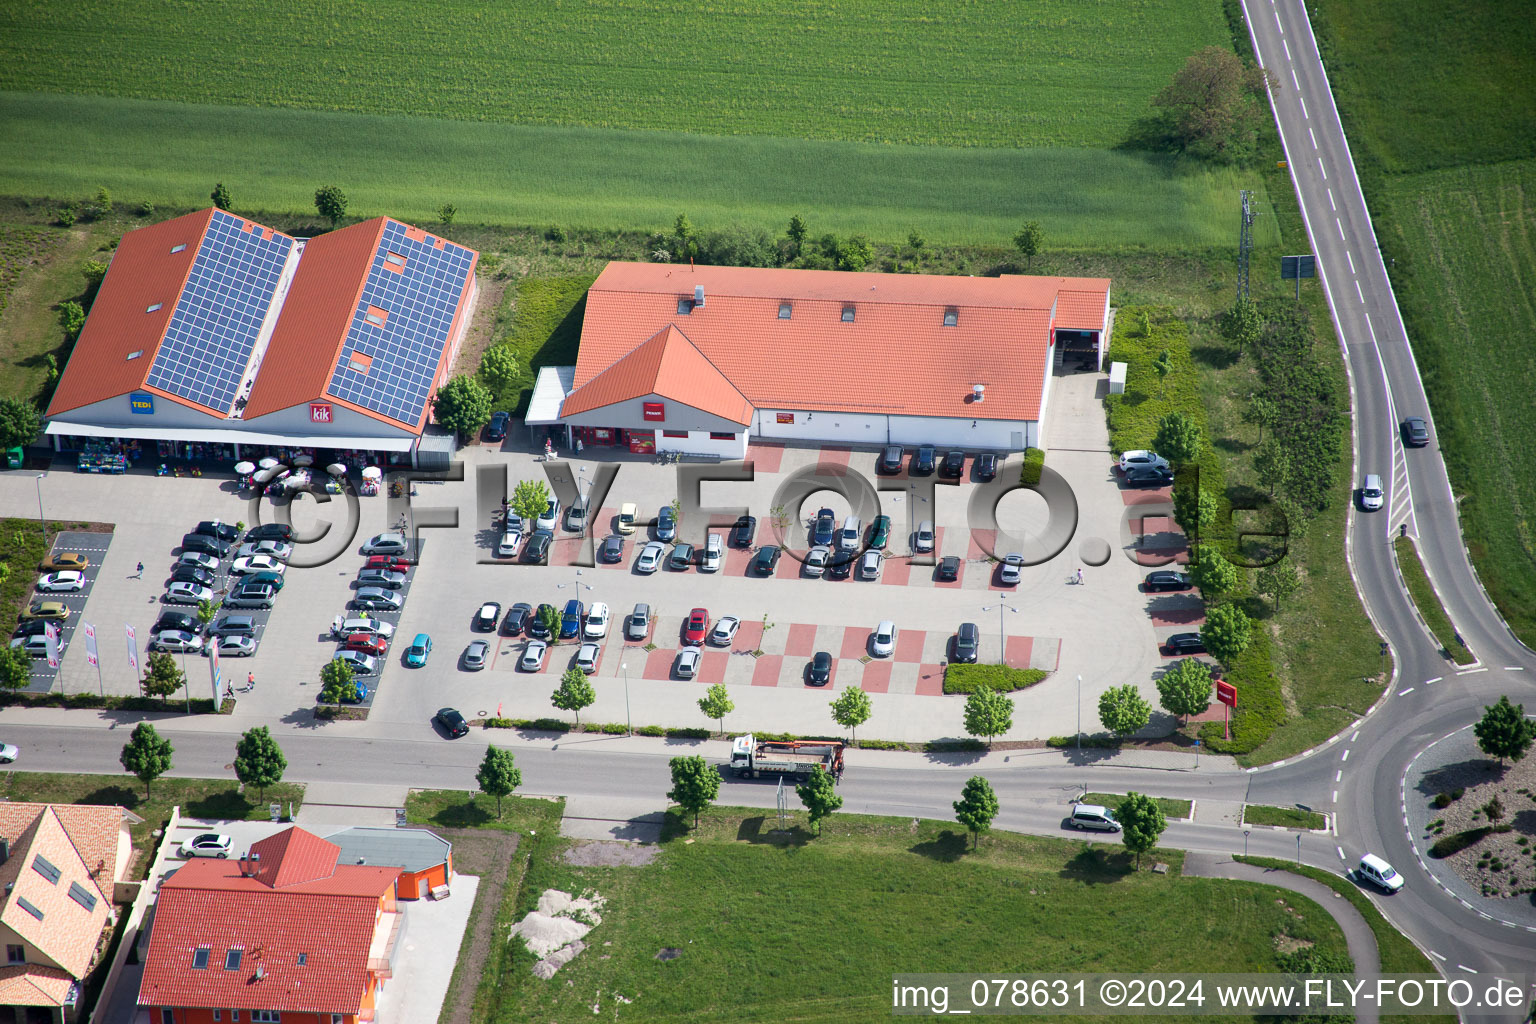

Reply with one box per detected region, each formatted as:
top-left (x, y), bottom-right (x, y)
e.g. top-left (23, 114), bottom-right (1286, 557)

top-left (1076, 674), bottom-right (1083, 749)
top-left (620, 661), bottom-right (632, 736)
top-left (35, 472), bottom-right (47, 538)
top-left (1244, 830), bottom-right (1250, 857)
top-left (980, 602), bottom-right (1019, 666)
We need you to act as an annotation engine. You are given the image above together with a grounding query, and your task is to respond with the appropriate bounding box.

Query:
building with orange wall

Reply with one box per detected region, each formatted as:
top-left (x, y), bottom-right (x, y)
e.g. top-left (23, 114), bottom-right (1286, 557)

top-left (322, 828), bottom-right (451, 902)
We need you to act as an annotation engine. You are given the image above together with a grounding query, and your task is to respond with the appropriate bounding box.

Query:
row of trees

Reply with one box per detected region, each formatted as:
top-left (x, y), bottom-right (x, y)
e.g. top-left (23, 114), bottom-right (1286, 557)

top-left (119, 722), bottom-right (286, 799)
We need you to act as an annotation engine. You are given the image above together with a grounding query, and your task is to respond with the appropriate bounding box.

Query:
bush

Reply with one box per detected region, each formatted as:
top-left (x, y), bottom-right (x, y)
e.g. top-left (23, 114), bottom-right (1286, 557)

top-left (943, 664), bottom-right (1048, 694)
top-left (596, 723), bottom-right (628, 734)
top-left (1429, 825), bottom-right (1512, 859)
top-left (55, 206), bottom-right (75, 227)
top-left (1047, 733), bottom-right (1119, 749)
top-left (511, 717), bottom-right (571, 733)
top-left (924, 738), bottom-right (985, 753)
top-left (857, 739), bottom-right (907, 750)
top-left (138, 200), bottom-right (155, 216)
top-left (483, 717), bottom-right (515, 729)
top-left (1020, 447), bottom-right (1045, 485)
top-left (1433, 792), bottom-right (1453, 808)
top-left (635, 725), bottom-right (665, 737)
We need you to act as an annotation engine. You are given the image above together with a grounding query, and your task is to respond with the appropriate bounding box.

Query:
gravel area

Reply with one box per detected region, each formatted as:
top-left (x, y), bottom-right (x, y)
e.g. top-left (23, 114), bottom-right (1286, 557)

top-left (1413, 739), bottom-right (1536, 900)
top-left (562, 839), bottom-right (659, 867)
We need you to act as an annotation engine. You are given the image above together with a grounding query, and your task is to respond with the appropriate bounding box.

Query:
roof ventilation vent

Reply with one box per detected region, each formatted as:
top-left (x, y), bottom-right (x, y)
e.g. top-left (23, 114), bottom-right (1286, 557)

top-left (972, 384), bottom-right (985, 403)
top-left (693, 285), bottom-right (705, 308)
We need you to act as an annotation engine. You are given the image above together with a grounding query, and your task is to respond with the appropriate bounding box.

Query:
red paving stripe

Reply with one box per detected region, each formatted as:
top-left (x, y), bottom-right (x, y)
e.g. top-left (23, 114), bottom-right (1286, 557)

top-left (751, 654), bottom-right (783, 686)
top-left (699, 650), bottom-right (729, 683)
top-left (894, 628), bottom-right (926, 663)
top-left (1150, 607), bottom-right (1206, 627)
top-left (881, 556), bottom-right (912, 587)
top-left (1120, 485), bottom-right (1173, 504)
top-left (966, 529), bottom-right (994, 561)
top-left (817, 446), bottom-right (852, 468)
top-left (916, 664), bottom-right (947, 696)
top-left (725, 546), bottom-right (754, 575)
top-left (860, 660), bottom-right (892, 693)
top-left (734, 619), bottom-right (764, 652)
top-left (1004, 635), bottom-right (1033, 669)
top-left (643, 647), bottom-right (675, 680)
top-left (547, 537), bottom-right (581, 566)
top-left (839, 625), bottom-right (867, 660)
top-left (785, 622), bottom-right (817, 656)
top-left (746, 443), bottom-right (784, 473)
top-left (773, 553), bottom-right (801, 580)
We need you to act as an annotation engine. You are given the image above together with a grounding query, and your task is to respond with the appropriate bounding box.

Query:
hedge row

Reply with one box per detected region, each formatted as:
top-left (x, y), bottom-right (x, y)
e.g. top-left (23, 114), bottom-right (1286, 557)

top-left (481, 718), bottom-right (712, 740)
top-left (1047, 733), bottom-right (1120, 749)
top-left (1429, 825), bottom-right (1511, 859)
top-left (1020, 447), bottom-right (1045, 485)
top-left (0, 692), bottom-right (221, 714)
top-left (942, 664), bottom-right (1047, 694)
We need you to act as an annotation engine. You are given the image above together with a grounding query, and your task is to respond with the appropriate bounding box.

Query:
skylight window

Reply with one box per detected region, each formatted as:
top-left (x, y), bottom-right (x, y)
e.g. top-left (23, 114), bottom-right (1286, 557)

top-left (297, 953), bottom-right (308, 966)
top-left (363, 306), bottom-right (388, 328)
top-left (146, 303), bottom-right (163, 313)
top-left (16, 898), bottom-right (43, 922)
top-left (170, 244), bottom-right (187, 254)
top-left (31, 855), bottom-right (61, 885)
top-left (943, 309), bottom-right (958, 327)
top-left (225, 948), bottom-right (243, 970)
top-left (778, 303), bottom-right (792, 320)
top-left (126, 350), bottom-right (143, 361)
top-left (841, 306), bottom-right (855, 323)
top-left (67, 882), bottom-right (98, 912)
top-left (192, 948), bottom-right (211, 969)
top-left (348, 352), bottom-right (374, 374)
top-left (676, 298), bottom-right (693, 315)
top-left (384, 252), bottom-right (407, 268)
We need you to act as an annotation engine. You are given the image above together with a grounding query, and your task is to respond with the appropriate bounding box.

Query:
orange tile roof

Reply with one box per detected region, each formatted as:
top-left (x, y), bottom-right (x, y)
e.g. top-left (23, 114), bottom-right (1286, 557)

top-left (0, 803), bottom-right (131, 888)
top-left (0, 965), bottom-right (76, 1007)
top-left (562, 324), bottom-right (752, 424)
top-left (46, 208), bottom-right (216, 418)
top-left (248, 827), bottom-right (341, 888)
top-left (575, 263), bottom-right (1109, 423)
top-left (1052, 288), bottom-right (1110, 331)
top-left (0, 808), bottom-right (113, 979)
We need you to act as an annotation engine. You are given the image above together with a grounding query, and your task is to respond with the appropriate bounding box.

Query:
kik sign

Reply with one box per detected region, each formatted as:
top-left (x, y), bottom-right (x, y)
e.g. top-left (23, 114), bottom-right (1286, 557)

top-left (310, 403), bottom-right (333, 424)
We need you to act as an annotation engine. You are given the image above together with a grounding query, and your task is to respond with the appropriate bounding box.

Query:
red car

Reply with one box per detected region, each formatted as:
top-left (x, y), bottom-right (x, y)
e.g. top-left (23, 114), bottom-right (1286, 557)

top-left (682, 608), bottom-right (709, 647)
top-left (366, 555), bottom-right (411, 572)
top-left (342, 633), bottom-right (388, 656)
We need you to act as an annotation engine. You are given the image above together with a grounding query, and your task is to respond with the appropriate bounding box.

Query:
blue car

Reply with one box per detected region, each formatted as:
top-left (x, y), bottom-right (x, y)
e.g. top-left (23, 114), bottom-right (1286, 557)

top-left (337, 682), bottom-right (370, 704)
top-left (405, 633), bottom-right (433, 667)
top-left (812, 507), bottom-right (836, 546)
top-left (560, 599), bottom-right (585, 639)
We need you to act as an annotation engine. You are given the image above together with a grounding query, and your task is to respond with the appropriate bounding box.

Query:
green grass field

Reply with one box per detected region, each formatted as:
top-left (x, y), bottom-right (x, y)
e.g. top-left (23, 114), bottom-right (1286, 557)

top-left (1082, 793), bottom-right (1193, 819)
top-left (1241, 805), bottom-right (1327, 830)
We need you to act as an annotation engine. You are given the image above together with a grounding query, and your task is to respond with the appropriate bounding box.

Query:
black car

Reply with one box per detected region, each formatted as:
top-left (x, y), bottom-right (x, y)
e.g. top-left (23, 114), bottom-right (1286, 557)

top-left (434, 707), bottom-right (470, 738)
top-left (502, 602), bottom-right (533, 636)
top-left (913, 446), bottom-right (937, 474)
top-left (474, 602), bottom-right (502, 631)
top-left (486, 411), bottom-right (510, 442)
top-left (656, 506), bottom-right (677, 542)
top-left (1163, 633), bottom-right (1206, 656)
top-left (807, 651), bottom-right (833, 686)
top-left (812, 508), bottom-right (836, 546)
top-left (246, 522), bottom-right (295, 542)
top-left (523, 529), bottom-right (552, 563)
top-left (936, 555), bottom-right (961, 581)
top-left (1143, 571), bottom-right (1193, 592)
top-left (180, 533), bottom-right (229, 557)
top-left (974, 453), bottom-right (998, 481)
top-left (953, 622), bottom-right (980, 663)
top-left (939, 450), bottom-right (966, 478)
top-left (1401, 416), bottom-right (1430, 447)
top-left (152, 611), bottom-right (200, 635)
top-left (878, 445), bottom-right (904, 474)
top-left (626, 603), bottom-right (651, 641)
top-left (751, 545), bottom-right (781, 575)
top-left (13, 619), bottom-right (51, 640)
top-left (169, 565), bottom-right (216, 588)
top-left (193, 520), bottom-right (239, 543)
top-left (825, 552), bottom-right (853, 580)
top-left (1124, 466), bottom-right (1174, 488)
top-left (599, 535), bottom-right (625, 563)
top-left (528, 604), bottom-right (557, 639)
top-left (730, 515), bottom-right (757, 547)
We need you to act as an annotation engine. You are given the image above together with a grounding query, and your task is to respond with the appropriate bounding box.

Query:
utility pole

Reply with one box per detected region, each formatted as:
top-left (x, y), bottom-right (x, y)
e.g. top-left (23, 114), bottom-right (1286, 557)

top-left (1237, 190), bottom-right (1254, 303)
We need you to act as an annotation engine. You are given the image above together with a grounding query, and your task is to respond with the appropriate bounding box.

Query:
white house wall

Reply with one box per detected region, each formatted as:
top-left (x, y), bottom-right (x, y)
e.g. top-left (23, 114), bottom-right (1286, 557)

top-left (651, 429), bottom-right (747, 459)
top-left (50, 393), bottom-right (230, 432)
top-left (242, 400), bottom-right (415, 441)
top-left (751, 410), bottom-right (1034, 451)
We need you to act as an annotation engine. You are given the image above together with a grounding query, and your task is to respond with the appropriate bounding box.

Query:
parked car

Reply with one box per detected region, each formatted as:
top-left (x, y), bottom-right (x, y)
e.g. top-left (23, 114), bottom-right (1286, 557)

top-left (858, 550), bottom-right (883, 580)
top-left (361, 532), bottom-right (408, 555)
top-left (523, 529), bottom-right (553, 563)
top-left (674, 648), bottom-right (701, 680)
top-left (635, 541), bottom-right (666, 574)
top-left (528, 604), bottom-right (557, 639)
top-left (246, 523), bottom-right (295, 542)
top-left (871, 620), bottom-right (897, 658)
top-left (434, 707), bottom-right (469, 738)
top-left (812, 508), bottom-right (836, 546)
top-left (462, 640), bottom-right (489, 670)
top-left (701, 534), bottom-right (723, 572)
top-left (806, 651), bottom-right (833, 686)
top-left (617, 502), bottom-right (638, 535)
top-left (474, 602), bottom-right (502, 631)
top-left (575, 643), bottom-right (600, 674)
top-left (1401, 417), bottom-right (1430, 447)
top-left (682, 607), bottom-right (709, 646)
top-left (939, 450), bottom-right (966, 478)
top-left (242, 571), bottom-right (285, 592)
top-left (208, 614), bottom-right (257, 638)
top-left (180, 534), bottom-right (229, 558)
top-left (211, 635), bottom-right (257, 657)
top-left (164, 582), bottom-right (213, 606)
top-left (751, 545), bottom-right (782, 575)
top-left (669, 543), bottom-right (695, 571)
top-left (878, 445), bottom-right (904, 474)
top-left (560, 599), bottom-right (584, 639)
top-left (233, 555), bottom-right (287, 576)
top-left (730, 515), bottom-right (757, 547)
top-left (0, 743), bottom-right (16, 763)
top-left (35, 571), bottom-right (85, 593)
top-left (584, 602), bottom-right (610, 640)
top-left (332, 616), bottom-right (394, 640)
top-left (825, 552), bottom-right (853, 580)
top-left (974, 453), bottom-right (999, 480)
top-left (936, 556), bottom-right (961, 581)
top-left (497, 527), bottom-right (525, 559)
top-left (913, 446), bottom-right (937, 474)
top-left (486, 410), bottom-right (510, 442)
top-left (334, 650), bottom-right (379, 675)
top-left (180, 833), bottom-right (232, 859)
top-left (12, 620), bottom-right (50, 640)
top-left (1124, 466), bottom-right (1174, 488)
top-left (153, 611), bottom-right (200, 635)
top-left (1143, 571), bottom-right (1192, 592)
top-left (1163, 632), bottom-right (1206, 656)
top-left (626, 603), bottom-right (651, 641)
top-left (236, 540), bottom-right (292, 561)
top-left (952, 622), bottom-right (980, 663)
top-left (566, 499), bottom-right (588, 533)
top-left (709, 615), bottom-right (740, 646)
top-left (1356, 853), bottom-right (1404, 893)
top-left (351, 587), bottom-right (402, 611)
top-left (656, 505), bottom-right (677, 542)
top-left (149, 630), bottom-right (203, 653)
top-left (502, 603), bottom-right (533, 636)
top-left (169, 565), bottom-right (216, 589)
top-left (9, 635), bottom-right (62, 659)
top-left (838, 516), bottom-right (862, 552)
top-left (366, 555), bottom-right (411, 572)
top-left (519, 639), bottom-right (548, 672)
top-left (39, 553), bottom-right (89, 572)
top-left (867, 515), bottom-right (891, 550)
top-left (914, 520), bottom-right (935, 553)
top-left (194, 520), bottom-right (239, 543)
top-left (999, 553), bottom-right (1024, 585)
top-left (177, 551), bottom-right (220, 571)
top-left (803, 546), bottom-right (830, 578)
top-left (599, 535), bottom-right (625, 563)
top-left (536, 498), bottom-right (562, 532)
top-left (1119, 450), bottom-right (1170, 473)
top-left (342, 633), bottom-right (388, 657)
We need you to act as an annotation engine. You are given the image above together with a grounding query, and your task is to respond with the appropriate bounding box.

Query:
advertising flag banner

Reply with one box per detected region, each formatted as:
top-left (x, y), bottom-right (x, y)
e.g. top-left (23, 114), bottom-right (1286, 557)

top-left (209, 642), bottom-right (222, 698)
top-left (83, 622), bottom-right (99, 668)
top-left (44, 622), bottom-right (61, 669)
top-left (125, 625), bottom-right (139, 677)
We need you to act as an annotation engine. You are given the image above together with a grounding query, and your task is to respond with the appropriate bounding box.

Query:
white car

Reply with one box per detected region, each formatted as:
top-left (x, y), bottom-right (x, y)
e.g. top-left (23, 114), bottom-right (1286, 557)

top-left (635, 541), bottom-right (666, 574)
top-left (236, 540), bottom-right (293, 561)
top-left (361, 532), bottom-right (409, 555)
top-left (701, 534), bottom-right (723, 572)
top-left (497, 527), bottom-right (524, 559)
top-left (1356, 853), bottom-right (1404, 893)
top-left (674, 648), bottom-right (700, 679)
top-left (575, 642), bottom-right (600, 674)
top-left (231, 555), bottom-right (286, 576)
top-left (914, 521), bottom-right (935, 553)
top-left (332, 616), bottom-right (395, 639)
top-left (149, 630), bottom-right (203, 653)
top-left (166, 581), bottom-right (214, 605)
top-left (1119, 449), bottom-right (1170, 473)
top-left (212, 635), bottom-right (257, 657)
top-left (0, 743), bottom-right (17, 764)
top-left (803, 546), bottom-right (830, 577)
top-left (334, 650), bottom-right (379, 675)
top-left (177, 551), bottom-right (220, 571)
top-left (584, 602), bottom-right (610, 640)
top-left (36, 571), bottom-right (86, 593)
top-left (535, 498), bottom-right (561, 532)
top-left (518, 639), bottom-right (548, 672)
top-left (179, 833), bottom-right (232, 859)
top-left (708, 615), bottom-right (740, 646)
top-left (871, 620), bottom-right (897, 658)
top-left (999, 553), bottom-right (1024, 585)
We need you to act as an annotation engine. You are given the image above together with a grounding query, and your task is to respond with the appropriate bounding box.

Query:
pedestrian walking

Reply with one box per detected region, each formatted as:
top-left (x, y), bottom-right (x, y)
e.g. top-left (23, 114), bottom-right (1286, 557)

top-left (134, 561), bottom-right (144, 578)
top-left (1075, 567), bottom-right (1083, 585)
top-left (247, 671), bottom-right (255, 688)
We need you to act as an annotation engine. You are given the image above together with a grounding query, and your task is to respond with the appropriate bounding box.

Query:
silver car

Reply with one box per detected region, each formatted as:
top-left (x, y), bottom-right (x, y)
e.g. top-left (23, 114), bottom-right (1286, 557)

top-left (803, 546), bottom-right (830, 578)
top-left (999, 553), bottom-right (1024, 585)
top-left (708, 615), bottom-right (740, 646)
top-left (635, 541), bottom-right (666, 574)
top-left (674, 648), bottom-right (701, 679)
top-left (858, 550), bottom-right (883, 580)
top-left (575, 642), bottom-right (600, 674)
top-left (353, 587), bottom-right (403, 611)
top-left (212, 635), bottom-right (257, 657)
top-left (165, 581), bottom-right (214, 605)
top-left (149, 630), bottom-right (203, 653)
top-left (871, 620), bottom-right (897, 658)
top-left (463, 640), bottom-right (490, 670)
top-left (914, 521), bottom-right (935, 553)
top-left (519, 639), bottom-right (548, 672)
top-left (334, 650), bottom-right (379, 675)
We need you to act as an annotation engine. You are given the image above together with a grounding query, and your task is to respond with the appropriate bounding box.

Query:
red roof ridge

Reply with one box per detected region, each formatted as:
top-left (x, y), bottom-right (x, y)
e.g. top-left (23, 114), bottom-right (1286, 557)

top-left (248, 826), bottom-right (341, 888)
top-left (562, 323), bottom-right (753, 425)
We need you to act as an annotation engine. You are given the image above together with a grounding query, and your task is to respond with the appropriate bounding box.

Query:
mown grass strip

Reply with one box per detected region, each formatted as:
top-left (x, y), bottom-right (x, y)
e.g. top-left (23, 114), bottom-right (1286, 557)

top-left (1393, 536), bottom-right (1475, 664)
top-left (1081, 793), bottom-right (1193, 820)
top-left (1242, 804), bottom-right (1327, 830)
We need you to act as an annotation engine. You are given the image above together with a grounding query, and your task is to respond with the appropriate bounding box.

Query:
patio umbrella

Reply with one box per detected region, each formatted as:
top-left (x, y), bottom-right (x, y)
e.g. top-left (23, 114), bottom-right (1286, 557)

top-left (253, 467), bottom-right (278, 483)
top-left (258, 457), bottom-right (279, 469)
top-left (326, 463), bottom-right (347, 477)
top-left (233, 461), bottom-right (255, 475)
top-left (293, 454), bottom-right (314, 466)
top-left (284, 473), bottom-right (308, 489)
top-left (361, 466), bottom-right (382, 480)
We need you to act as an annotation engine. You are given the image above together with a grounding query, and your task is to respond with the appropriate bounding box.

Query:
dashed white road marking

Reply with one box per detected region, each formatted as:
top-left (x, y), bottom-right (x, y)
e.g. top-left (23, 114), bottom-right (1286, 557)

top-left (1398, 687), bottom-right (1414, 696)
top-left (1423, 677), bottom-right (1440, 686)
top-left (1458, 667), bottom-right (1488, 675)
top-left (1299, 95), bottom-right (1308, 118)
top-left (1335, 770), bottom-right (1342, 782)
top-left (1431, 951), bottom-right (1446, 962)
top-left (1283, 39), bottom-right (1292, 61)
top-left (1346, 251), bottom-right (1354, 274)
top-left (1458, 965), bottom-right (1478, 974)
top-left (1275, 9), bottom-right (1283, 31)
top-left (1327, 187), bottom-right (1335, 210)
top-left (1336, 845), bottom-right (1345, 859)
top-left (1308, 126), bottom-right (1317, 149)
top-left (1350, 731), bottom-right (1359, 742)
top-left (1355, 280), bottom-right (1364, 302)
top-left (1341, 749), bottom-right (1350, 762)
top-left (1332, 790), bottom-right (1338, 803)
top-left (1318, 158), bottom-right (1327, 179)
top-left (1507, 666), bottom-right (1526, 671)
top-left (1336, 218), bottom-right (1346, 241)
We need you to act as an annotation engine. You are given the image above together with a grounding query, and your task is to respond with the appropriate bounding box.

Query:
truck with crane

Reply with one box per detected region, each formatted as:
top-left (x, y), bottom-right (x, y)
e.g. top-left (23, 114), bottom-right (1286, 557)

top-left (729, 734), bottom-right (844, 780)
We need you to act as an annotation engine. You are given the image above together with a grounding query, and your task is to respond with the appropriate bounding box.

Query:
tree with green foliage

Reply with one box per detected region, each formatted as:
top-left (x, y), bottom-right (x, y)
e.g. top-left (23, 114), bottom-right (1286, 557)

top-left (478, 345), bottom-right (519, 399)
top-left (698, 683), bottom-right (734, 737)
top-left (1253, 437), bottom-right (1290, 496)
top-left (120, 722), bottom-right (173, 798)
top-left (1098, 683), bottom-right (1152, 739)
top-left (1152, 349), bottom-right (1174, 398)
top-left (1474, 696), bottom-right (1536, 767)
top-left (81, 259), bottom-right (109, 293)
top-left (233, 726), bottom-right (287, 801)
top-left (138, 200), bottom-right (155, 217)
top-left (1188, 543), bottom-right (1239, 601)
top-left (1221, 297), bottom-right (1263, 354)
top-left (438, 202), bottom-right (457, 225)
top-left (829, 686), bottom-right (872, 744)
top-left (796, 765), bottom-right (843, 836)
top-left (1256, 560), bottom-right (1301, 612)
top-left (1156, 659), bottom-right (1212, 725)
top-left (476, 746), bottom-right (522, 817)
top-left (551, 667), bottom-right (596, 726)
top-left (537, 603), bottom-right (562, 638)
top-left (0, 398), bottom-right (41, 451)
top-left (1152, 46), bottom-right (1274, 163)
top-left (91, 186), bottom-right (112, 219)
top-left (510, 478), bottom-right (551, 525)
top-left (835, 235), bottom-right (874, 272)
top-left (953, 776), bottom-right (1000, 850)
top-left (0, 645), bottom-right (31, 693)
top-left (142, 651), bottom-right (184, 703)
top-left (1171, 484), bottom-right (1218, 538)
top-left (1274, 495), bottom-right (1310, 542)
top-left (55, 206), bottom-right (75, 228)
top-left (905, 229), bottom-right (926, 258)
top-left (319, 658), bottom-right (358, 704)
top-left (1153, 411), bottom-right (1203, 466)
top-left (667, 754), bottom-right (719, 829)
top-left (962, 687), bottom-right (1014, 750)
top-left (1200, 603), bottom-right (1252, 668)
top-left (1241, 393), bottom-right (1276, 445)
top-left (196, 599), bottom-right (221, 629)
top-left (210, 182), bottom-right (232, 210)
top-left (57, 301), bottom-right (86, 340)
top-left (314, 184), bottom-right (347, 226)
top-left (431, 374), bottom-right (493, 443)
top-left (784, 214), bottom-right (807, 260)
top-left (1116, 792), bottom-right (1167, 869)
top-left (1013, 221), bottom-right (1043, 269)
top-left (672, 212), bottom-right (697, 263)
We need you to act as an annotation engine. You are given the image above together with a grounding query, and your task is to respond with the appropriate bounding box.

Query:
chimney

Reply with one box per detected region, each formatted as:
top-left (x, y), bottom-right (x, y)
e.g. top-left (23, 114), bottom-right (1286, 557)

top-left (0, 838), bottom-right (9, 865)
top-left (693, 285), bottom-right (705, 309)
top-left (255, 965), bottom-right (266, 980)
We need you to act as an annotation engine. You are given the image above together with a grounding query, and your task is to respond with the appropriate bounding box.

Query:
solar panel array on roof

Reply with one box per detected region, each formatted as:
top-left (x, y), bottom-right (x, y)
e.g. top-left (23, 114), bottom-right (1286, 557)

top-left (327, 222), bottom-right (473, 425)
top-left (145, 210), bottom-right (292, 412)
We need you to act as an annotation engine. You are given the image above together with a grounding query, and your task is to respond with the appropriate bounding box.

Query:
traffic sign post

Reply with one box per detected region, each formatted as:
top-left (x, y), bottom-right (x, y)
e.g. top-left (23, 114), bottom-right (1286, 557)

top-left (1216, 681), bottom-right (1237, 741)
top-left (1281, 254), bottom-right (1316, 300)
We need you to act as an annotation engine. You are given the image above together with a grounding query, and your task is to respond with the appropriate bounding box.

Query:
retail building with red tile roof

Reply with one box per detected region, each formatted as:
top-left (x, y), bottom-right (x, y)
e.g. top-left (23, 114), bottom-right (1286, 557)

top-left (541, 261), bottom-right (1109, 458)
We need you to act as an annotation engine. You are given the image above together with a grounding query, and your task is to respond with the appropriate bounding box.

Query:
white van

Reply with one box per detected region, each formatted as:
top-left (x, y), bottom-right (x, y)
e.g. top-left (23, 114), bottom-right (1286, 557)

top-left (1360, 474), bottom-right (1384, 511)
top-left (839, 515), bottom-right (862, 551)
top-left (1067, 803), bottom-right (1122, 832)
top-left (1356, 853), bottom-right (1403, 893)
top-left (701, 534), bottom-right (723, 572)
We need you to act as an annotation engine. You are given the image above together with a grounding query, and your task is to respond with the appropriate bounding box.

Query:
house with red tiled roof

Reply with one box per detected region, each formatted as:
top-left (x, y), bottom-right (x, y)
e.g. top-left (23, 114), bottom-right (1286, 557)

top-left (535, 261), bottom-right (1109, 458)
top-left (44, 210), bottom-right (477, 469)
top-left (0, 807), bottom-right (117, 1023)
top-left (138, 827), bottom-right (407, 1024)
